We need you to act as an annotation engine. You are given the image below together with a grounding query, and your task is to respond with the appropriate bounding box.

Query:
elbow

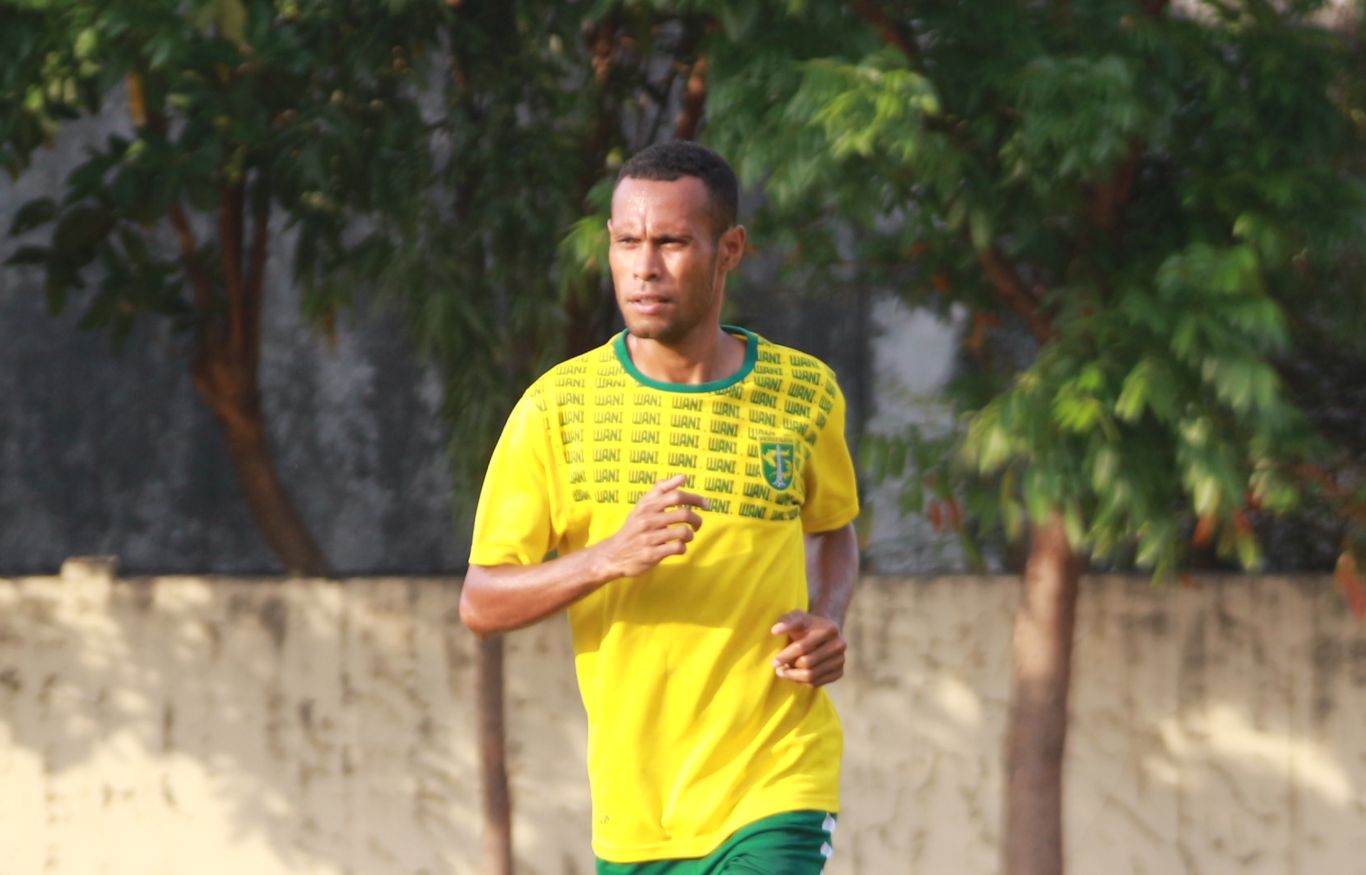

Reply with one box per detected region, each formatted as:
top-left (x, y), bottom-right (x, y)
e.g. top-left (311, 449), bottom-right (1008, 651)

top-left (458, 576), bottom-right (498, 639)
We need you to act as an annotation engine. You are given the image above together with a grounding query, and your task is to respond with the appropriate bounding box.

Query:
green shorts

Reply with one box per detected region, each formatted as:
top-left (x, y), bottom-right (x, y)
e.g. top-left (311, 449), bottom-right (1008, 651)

top-left (595, 810), bottom-right (836, 875)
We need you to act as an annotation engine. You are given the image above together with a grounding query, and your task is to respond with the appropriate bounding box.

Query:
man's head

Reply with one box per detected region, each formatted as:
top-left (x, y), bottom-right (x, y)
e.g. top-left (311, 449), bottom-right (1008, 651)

top-left (616, 141), bottom-right (739, 239)
top-left (609, 143), bottom-right (747, 346)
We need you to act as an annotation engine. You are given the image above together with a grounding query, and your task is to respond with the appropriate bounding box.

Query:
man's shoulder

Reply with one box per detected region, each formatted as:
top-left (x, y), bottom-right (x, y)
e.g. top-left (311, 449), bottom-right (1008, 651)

top-left (748, 333), bottom-right (842, 394)
top-left (522, 336), bottom-right (624, 406)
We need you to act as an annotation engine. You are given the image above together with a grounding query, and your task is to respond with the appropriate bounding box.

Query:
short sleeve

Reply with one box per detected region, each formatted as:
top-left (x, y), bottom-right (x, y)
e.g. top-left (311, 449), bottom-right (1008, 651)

top-left (469, 390), bottom-right (565, 566)
top-left (800, 373), bottom-right (860, 534)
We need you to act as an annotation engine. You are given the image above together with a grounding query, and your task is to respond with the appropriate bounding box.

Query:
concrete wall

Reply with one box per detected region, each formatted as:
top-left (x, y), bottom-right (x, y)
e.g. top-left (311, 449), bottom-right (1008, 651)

top-left (0, 571), bottom-right (1362, 875)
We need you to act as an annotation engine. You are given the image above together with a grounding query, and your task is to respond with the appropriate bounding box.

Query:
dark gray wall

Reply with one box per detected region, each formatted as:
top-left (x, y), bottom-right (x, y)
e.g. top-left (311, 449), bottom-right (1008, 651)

top-left (1, 114), bottom-right (463, 575)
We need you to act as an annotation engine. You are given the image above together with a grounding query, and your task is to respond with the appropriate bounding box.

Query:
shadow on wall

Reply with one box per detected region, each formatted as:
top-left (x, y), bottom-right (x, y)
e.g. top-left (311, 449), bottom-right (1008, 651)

top-left (826, 576), bottom-right (1366, 875)
top-left (0, 570), bottom-right (1363, 875)
top-left (1062, 576), bottom-right (1366, 875)
top-left (0, 560), bottom-right (577, 875)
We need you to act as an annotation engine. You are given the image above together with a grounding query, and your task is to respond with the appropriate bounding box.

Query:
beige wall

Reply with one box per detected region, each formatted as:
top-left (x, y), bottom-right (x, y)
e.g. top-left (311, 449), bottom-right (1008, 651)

top-left (0, 569), bottom-right (1362, 874)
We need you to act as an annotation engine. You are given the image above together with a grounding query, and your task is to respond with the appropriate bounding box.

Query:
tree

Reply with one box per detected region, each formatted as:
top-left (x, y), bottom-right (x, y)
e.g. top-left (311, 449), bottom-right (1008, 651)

top-left (1, 0), bottom-right (449, 574)
top-left (699, 1), bottom-right (1366, 873)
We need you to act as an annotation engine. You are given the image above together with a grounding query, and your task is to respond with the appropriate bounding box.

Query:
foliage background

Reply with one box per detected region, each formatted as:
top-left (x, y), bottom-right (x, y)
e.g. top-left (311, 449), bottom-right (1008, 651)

top-left (1, 0), bottom-right (1362, 581)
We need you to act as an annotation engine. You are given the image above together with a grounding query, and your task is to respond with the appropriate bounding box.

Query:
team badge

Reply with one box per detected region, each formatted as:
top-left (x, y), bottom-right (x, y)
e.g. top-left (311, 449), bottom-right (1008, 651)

top-left (760, 441), bottom-right (795, 490)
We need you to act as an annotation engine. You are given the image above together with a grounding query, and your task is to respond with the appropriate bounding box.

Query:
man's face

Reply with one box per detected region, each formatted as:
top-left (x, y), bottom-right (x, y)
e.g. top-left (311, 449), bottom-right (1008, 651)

top-left (608, 176), bottom-right (741, 345)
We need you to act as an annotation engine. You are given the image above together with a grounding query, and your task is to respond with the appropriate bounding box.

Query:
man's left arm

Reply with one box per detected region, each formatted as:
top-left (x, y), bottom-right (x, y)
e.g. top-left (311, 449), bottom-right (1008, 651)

top-left (771, 522), bottom-right (860, 687)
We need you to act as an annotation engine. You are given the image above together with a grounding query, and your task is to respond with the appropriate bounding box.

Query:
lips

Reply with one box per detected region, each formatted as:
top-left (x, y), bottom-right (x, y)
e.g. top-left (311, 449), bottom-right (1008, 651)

top-left (628, 294), bottom-right (672, 315)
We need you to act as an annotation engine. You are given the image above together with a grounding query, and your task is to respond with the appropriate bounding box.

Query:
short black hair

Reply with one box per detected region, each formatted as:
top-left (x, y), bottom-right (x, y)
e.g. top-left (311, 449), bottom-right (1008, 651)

top-left (616, 141), bottom-right (739, 235)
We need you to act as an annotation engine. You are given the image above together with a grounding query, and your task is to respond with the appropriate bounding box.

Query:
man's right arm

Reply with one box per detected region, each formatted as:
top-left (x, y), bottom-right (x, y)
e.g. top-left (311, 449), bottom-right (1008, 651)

top-left (460, 474), bottom-right (707, 638)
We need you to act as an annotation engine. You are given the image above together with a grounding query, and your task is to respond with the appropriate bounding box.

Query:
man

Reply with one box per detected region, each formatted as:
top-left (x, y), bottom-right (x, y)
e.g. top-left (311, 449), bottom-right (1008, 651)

top-left (461, 141), bottom-right (860, 874)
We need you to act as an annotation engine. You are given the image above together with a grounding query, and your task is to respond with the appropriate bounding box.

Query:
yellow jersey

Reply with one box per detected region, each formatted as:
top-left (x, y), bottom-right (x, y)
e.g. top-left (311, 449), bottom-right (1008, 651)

top-left (469, 326), bottom-right (860, 862)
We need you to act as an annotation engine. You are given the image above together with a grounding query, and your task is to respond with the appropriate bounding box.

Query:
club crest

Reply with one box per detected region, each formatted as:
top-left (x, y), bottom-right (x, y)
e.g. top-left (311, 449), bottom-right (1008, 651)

top-left (760, 441), bottom-right (795, 490)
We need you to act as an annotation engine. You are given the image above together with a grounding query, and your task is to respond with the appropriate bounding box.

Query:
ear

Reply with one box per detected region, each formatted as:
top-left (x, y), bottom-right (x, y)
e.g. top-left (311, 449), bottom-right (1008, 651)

top-left (717, 224), bottom-right (747, 272)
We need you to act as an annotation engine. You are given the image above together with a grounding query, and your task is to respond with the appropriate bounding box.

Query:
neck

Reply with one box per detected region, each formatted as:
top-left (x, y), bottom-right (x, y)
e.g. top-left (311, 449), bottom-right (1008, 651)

top-left (626, 325), bottom-right (746, 385)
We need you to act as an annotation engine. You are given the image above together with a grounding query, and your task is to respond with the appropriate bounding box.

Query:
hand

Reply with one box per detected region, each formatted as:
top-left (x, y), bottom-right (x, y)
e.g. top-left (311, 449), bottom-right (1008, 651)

top-left (770, 611), bottom-right (847, 687)
top-left (595, 474), bottom-right (708, 580)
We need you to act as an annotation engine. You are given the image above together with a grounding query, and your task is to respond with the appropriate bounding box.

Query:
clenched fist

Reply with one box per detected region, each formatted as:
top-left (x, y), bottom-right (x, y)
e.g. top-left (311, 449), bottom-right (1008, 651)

top-left (595, 474), bottom-right (708, 580)
top-left (771, 611), bottom-right (847, 687)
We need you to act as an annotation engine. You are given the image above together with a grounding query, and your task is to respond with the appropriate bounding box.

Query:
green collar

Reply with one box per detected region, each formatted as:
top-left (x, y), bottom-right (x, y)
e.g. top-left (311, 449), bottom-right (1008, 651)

top-left (613, 324), bottom-right (758, 393)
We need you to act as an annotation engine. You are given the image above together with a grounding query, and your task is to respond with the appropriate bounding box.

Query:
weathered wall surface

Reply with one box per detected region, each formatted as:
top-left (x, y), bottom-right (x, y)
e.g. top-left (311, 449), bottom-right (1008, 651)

top-left (0, 572), bottom-right (1361, 875)
top-left (0, 111), bottom-right (466, 576)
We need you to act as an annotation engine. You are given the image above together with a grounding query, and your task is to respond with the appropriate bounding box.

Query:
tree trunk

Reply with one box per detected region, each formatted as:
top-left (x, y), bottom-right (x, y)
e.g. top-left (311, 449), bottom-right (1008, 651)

top-left (1002, 512), bottom-right (1082, 875)
top-left (162, 157), bottom-right (331, 579)
top-left (215, 406), bottom-right (331, 577)
top-left (477, 636), bottom-right (513, 875)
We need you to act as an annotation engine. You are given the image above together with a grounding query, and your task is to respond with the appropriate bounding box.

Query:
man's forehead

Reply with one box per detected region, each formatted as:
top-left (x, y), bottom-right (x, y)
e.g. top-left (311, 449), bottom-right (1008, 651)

top-left (610, 176), bottom-right (711, 226)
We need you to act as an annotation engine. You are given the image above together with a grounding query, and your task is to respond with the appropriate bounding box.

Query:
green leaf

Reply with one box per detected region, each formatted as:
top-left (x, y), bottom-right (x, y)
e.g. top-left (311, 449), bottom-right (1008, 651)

top-left (1063, 503), bottom-right (1086, 549)
top-left (216, 0), bottom-right (248, 46)
top-left (969, 209), bottom-right (992, 252)
top-left (73, 27), bottom-right (98, 61)
top-left (1191, 472), bottom-right (1221, 517)
top-left (1115, 361), bottom-right (1150, 422)
top-left (185, 175), bottom-right (219, 212)
top-left (118, 227), bottom-right (152, 266)
top-left (52, 205), bottom-right (115, 252)
top-left (4, 245), bottom-right (49, 266)
top-left (66, 153), bottom-right (116, 202)
top-left (1001, 466), bottom-right (1024, 541)
top-left (44, 271), bottom-right (73, 316)
top-left (77, 288), bottom-right (119, 330)
top-left (10, 197), bottom-right (58, 235)
top-left (1024, 467), bottom-right (1055, 524)
top-left (1234, 530), bottom-right (1263, 570)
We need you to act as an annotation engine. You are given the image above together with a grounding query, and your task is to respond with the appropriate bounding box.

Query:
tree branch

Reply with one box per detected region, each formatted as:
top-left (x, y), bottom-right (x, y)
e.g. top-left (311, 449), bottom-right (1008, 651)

top-left (244, 169), bottom-right (270, 371)
top-left (168, 206), bottom-right (215, 314)
top-left (588, 18), bottom-right (616, 88)
top-left (564, 15), bottom-right (629, 356)
top-left (128, 72), bottom-right (150, 127)
top-left (580, 16), bottom-right (619, 196)
top-left (674, 54), bottom-right (708, 141)
top-left (639, 64), bottom-right (679, 147)
top-left (219, 179), bottom-right (247, 360)
top-left (128, 73), bottom-right (213, 314)
top-left (977, 245), bottom-right (1052, 343)
top-left (850, 0), bottom-right (920, 66)
top-left (1089, 142), bottom-right (1142, 234)
top-left (1293, 464), bottom-right (1366, 525)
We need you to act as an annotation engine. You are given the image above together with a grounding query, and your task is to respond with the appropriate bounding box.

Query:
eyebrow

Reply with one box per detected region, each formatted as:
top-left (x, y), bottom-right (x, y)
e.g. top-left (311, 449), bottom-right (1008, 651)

top-left (611, 227), bottom-right (694, 241)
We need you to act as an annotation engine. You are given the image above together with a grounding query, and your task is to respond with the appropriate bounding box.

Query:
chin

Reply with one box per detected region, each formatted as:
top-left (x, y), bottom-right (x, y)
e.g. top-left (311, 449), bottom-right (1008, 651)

top-left (624, 318), bottom-right (685, 344)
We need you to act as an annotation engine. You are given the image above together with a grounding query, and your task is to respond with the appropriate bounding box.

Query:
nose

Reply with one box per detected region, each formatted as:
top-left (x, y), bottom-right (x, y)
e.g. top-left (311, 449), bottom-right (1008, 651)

top-left (632, 241), bottom-right (661, 281)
